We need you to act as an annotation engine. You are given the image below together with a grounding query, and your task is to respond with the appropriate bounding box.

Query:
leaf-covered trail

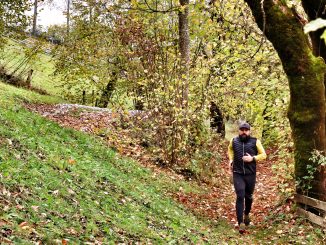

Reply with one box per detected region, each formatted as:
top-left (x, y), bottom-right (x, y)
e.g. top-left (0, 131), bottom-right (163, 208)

top-left (24, 103), bottom-right (289, 230)
top-left (174, 158), bottom-right (283, 227)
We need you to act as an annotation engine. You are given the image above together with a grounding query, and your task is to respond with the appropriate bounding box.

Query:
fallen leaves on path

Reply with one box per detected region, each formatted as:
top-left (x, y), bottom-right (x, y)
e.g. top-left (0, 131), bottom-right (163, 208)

top-left (174, 158), bottom-right (283, 226)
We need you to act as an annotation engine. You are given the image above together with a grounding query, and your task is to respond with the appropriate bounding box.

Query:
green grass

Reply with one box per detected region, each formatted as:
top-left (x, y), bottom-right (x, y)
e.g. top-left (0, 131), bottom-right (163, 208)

top-left (0, 38), bottom-right (63, 96)
top-left (0, 81), bottom-right (324, 243)
top-left (0, 82), bottom-right (233, 243)
top-left (0, 82), bottom-right (64, 106)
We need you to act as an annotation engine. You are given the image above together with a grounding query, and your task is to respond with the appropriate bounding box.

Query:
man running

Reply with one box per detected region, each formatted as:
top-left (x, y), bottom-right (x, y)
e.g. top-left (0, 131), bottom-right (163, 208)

top-left (228, 122), bottom-right (267, 234)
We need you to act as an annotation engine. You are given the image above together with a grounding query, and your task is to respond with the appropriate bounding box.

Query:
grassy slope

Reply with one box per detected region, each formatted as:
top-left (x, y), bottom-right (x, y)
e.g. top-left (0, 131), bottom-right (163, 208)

top-left (0, 38), bottom-right (62, 96)
top-left (0, 82), bottom-right (237, 243)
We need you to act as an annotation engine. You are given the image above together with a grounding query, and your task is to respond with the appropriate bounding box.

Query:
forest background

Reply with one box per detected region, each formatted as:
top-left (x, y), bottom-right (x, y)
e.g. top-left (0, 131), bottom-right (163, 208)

top-left (0, 0), bottom-right (326, 243)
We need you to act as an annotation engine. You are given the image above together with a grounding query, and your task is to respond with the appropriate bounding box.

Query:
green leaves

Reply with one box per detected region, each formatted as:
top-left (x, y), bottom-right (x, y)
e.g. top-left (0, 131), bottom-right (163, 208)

top-left (0, 0), bottom-right (31, 41)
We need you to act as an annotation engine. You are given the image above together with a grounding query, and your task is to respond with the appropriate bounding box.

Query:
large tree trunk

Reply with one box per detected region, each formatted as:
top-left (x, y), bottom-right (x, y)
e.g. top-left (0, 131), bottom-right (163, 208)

top-left (171, 0), bottom-right (190, 164)
top-left (244, 0), bottom-right (326, 200)
top-left (99, 71), bottom-right (117, 108)
top-left (98, 79), bottom-right (115, 108)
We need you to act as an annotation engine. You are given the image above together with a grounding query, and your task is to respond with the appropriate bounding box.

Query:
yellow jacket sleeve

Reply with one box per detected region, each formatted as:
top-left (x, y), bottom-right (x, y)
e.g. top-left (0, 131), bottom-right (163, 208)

top-left (228, 138), bottom-right (234, 162)
top-left (255, 139), bottom-right (267, 161)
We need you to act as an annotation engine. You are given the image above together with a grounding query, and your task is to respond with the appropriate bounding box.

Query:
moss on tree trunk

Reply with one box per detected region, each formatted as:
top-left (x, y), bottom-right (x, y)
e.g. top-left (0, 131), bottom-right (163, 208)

top-left (244, 0), bottom-right (326, 200)
top-left (287, 56), bottom-right (326, 199)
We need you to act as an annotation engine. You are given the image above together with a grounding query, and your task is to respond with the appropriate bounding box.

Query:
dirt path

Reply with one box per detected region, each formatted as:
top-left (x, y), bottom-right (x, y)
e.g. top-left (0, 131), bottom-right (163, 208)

top-left (174, 153), bottom-right (282, 226)
top-left (24, 103), bottom-right (288, 229)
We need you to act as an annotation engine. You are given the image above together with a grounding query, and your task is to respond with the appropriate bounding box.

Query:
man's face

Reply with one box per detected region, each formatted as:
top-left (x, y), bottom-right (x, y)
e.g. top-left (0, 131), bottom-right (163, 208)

top-left (239, 128), bottom-right (250, 137)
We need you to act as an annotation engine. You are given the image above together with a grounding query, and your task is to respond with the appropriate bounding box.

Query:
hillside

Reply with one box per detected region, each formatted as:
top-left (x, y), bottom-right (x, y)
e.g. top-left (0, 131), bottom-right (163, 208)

top-left (1, 0), bottom-right (326, 242)
top-left (0, 81), bottom-right (229, 243)
top-left (0, 39), bottom-right (325, 242)
top-left (0, 81), bottom-right (325, 243)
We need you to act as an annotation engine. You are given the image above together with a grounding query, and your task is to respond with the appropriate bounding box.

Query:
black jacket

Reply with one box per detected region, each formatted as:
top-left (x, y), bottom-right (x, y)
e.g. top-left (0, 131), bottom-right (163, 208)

top-left (232, 136), bottom-right (258, 175)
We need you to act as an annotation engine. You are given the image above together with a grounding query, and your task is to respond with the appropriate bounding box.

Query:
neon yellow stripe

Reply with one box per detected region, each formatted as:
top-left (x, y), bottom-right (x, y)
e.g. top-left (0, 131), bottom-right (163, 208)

top-left (228, 138), bottom-right (234, 161)
top-left (255, 139), bottom-right (267, 161)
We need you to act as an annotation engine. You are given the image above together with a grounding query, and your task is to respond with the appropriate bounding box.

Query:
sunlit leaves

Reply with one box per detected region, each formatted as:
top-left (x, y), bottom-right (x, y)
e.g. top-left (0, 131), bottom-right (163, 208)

top-left (304, 18), bottom-right (326, 34)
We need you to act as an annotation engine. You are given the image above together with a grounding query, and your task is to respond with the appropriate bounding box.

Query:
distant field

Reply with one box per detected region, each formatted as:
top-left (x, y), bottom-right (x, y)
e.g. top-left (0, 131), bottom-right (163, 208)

top-left (0, 81), bottom-right (64, 106)
top-left (0, 38), bottom-right (63, 96)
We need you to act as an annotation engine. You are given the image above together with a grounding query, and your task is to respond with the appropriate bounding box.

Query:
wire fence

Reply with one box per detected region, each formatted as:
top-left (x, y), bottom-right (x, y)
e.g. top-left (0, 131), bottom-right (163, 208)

top-left (0, 34), bottom-right (59, 93)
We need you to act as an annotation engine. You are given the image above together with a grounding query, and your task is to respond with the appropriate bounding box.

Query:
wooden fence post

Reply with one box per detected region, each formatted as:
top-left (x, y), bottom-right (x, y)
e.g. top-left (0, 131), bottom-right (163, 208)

top-left (295, 194), bottom-right (326, 228)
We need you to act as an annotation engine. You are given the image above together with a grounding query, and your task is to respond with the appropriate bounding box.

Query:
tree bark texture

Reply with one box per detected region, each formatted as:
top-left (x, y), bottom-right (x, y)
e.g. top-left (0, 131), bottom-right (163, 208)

top-left (171, 0), bottom-right (190, 165)
top-left (67, 0), bottom-right (71, 35)
top-left (210, 101), bottom-right (225, 137)
top-left (32, 0), bottom-right (38, 36)
top-left (244, 0), bottom-right (326, 200)
top-left (99, 76), bottom-right (116, 108)
top-left (178, 0), bottom-right (190, 105)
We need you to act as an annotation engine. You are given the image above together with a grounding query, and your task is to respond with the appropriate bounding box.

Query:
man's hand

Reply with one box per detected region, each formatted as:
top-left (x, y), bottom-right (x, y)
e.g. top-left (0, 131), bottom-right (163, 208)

top-left (242, 153), bottom-right (254, 163)
top-left (228, 161), bottom-right (233, 175)
top-left (228, 161), bottom-right (233, 184)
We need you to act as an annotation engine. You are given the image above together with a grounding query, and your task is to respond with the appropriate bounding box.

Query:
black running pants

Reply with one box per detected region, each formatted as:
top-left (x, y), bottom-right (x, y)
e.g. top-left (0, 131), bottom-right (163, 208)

top-left (233, 172), bottom-right (256, 225)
